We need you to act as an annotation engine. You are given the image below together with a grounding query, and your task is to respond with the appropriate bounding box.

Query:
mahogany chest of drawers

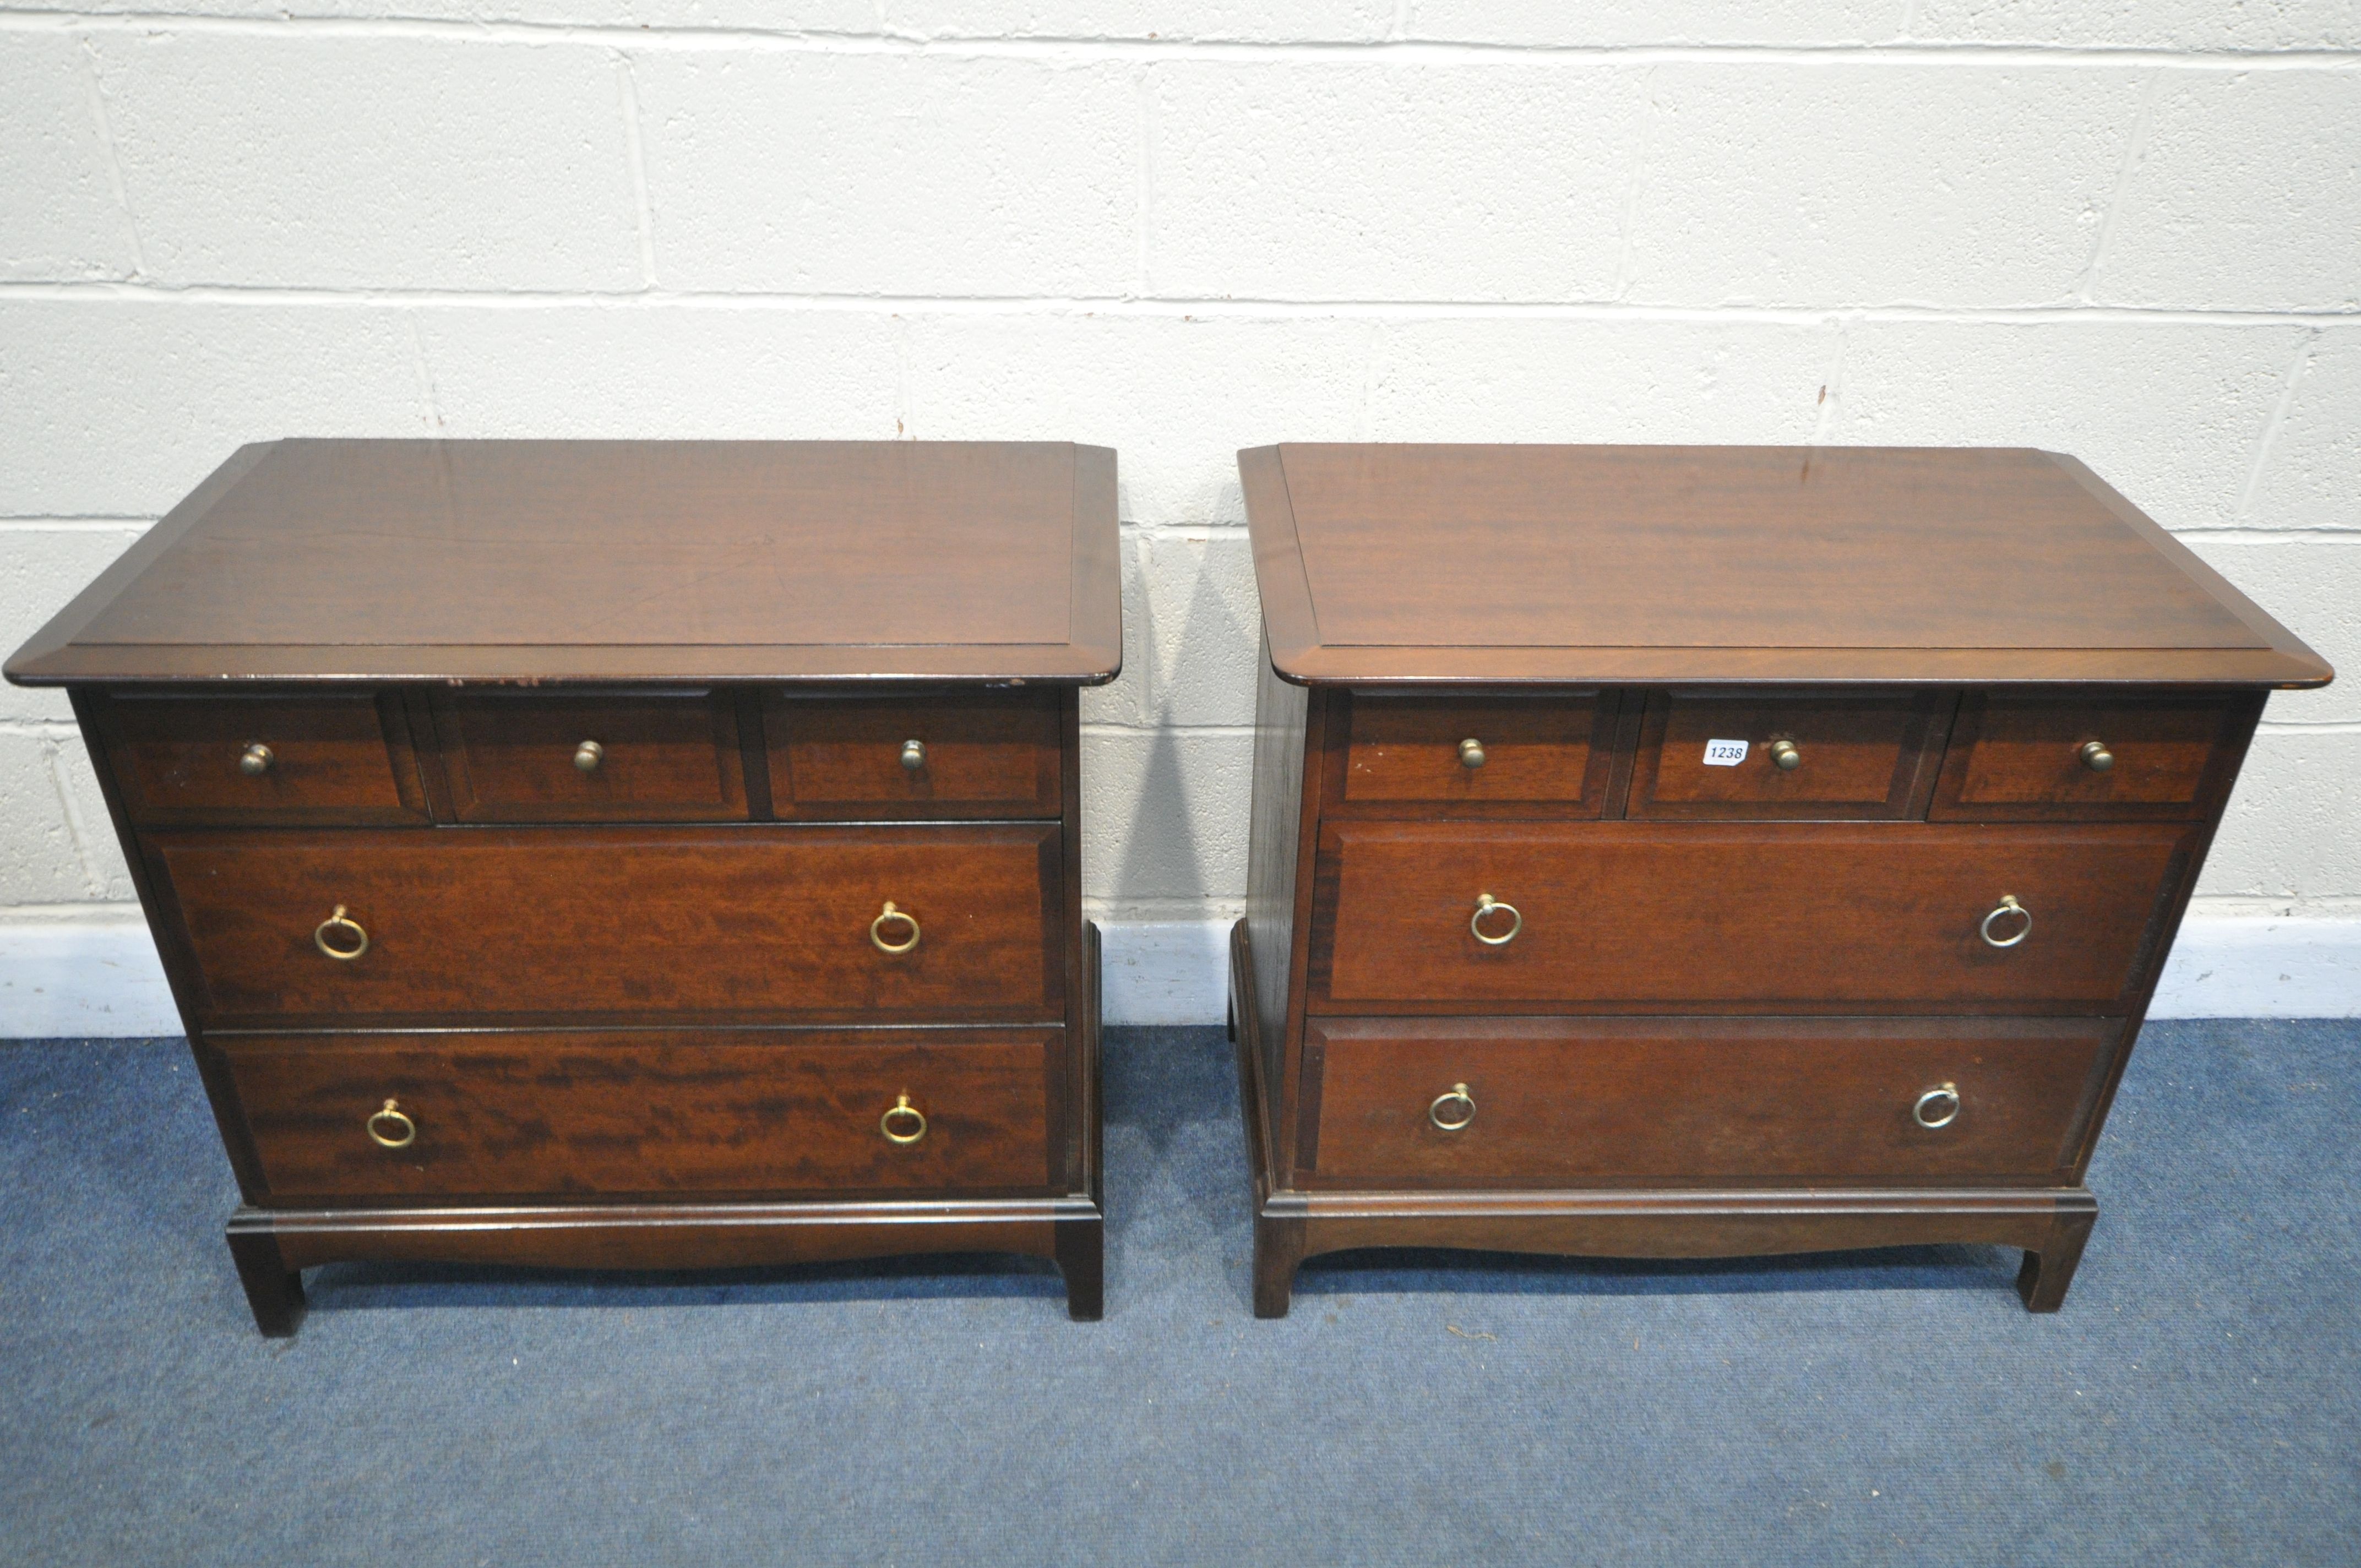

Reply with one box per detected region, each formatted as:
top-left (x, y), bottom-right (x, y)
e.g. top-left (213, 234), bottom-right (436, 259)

top-left (7, 438), bottom-right (1120, 1333)
top-left (1232, 444), bottom-right (2329, 1316)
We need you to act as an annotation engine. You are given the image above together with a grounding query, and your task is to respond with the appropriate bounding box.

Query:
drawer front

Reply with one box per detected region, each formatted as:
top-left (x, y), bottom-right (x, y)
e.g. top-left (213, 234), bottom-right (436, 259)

top-left (217, 1029), bottom-right (1059, 1201)
top-left (1341, 693), bottom-right (1616, 809)
top-left (431, 690), bottom-right (746, 823)
top-left (153, 825), bottom-right (1062, 1024)
top-left (1630, 692), bottom-right (1944, 819)
top-left (1315, 820), bottom-right (2193, 1010)
top-left (1302, 1016), bottom-right (2117, 1188)
top-left (766, 692), bottom-right (1059, 819)
top-left (1932, 695), bottom-right (2243, 820)
top-left (99, 692), bottom-right (426, 825)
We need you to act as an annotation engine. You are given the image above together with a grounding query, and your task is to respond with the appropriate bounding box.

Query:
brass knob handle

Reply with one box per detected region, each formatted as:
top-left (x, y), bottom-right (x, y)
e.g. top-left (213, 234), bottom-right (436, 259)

top-left (1458, 738), bottom-right (1486, 769)
top-left (239, 743), bottom-right (274, 776)
top-left (1430, 1082), bottom-right (1476, 1131)
top-left (1980, 894), bottom-right (2031, 949)
top-left (1913, 1084), bottom-right (1961, 1130)
top-left (1470, 892), bottom-right (1522, 946)
top-left (2080, 740), bottom-right (2114, 773)
top-left (574, 739), bottom-right (605, 774)
top-left (314, 905), bottom-right (369, 961)
top-left (1769, 739), bottom-right (1802, 771)
top-left (880, 1093), bottom-right (928, 1145)
top-left (900, 739), bottom-right (927, 771)
top-left (870, 900), bottom-right (921, 955)
top-left (366, 1098), bottom-right (416, 1149)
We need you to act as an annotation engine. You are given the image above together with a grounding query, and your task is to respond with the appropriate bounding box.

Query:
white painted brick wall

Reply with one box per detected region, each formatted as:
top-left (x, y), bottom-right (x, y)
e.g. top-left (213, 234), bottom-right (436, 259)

top-left (2, 2), bottom-right (2356, 1023)
top-left (637, 55), bottom-right (1138, 295)
top-left (1147, 63), bottom-right (1646, 302)
top-left (1623, 66), bottom-right (2146, 308)
top-left (97, 36), bottom-right (647, 291)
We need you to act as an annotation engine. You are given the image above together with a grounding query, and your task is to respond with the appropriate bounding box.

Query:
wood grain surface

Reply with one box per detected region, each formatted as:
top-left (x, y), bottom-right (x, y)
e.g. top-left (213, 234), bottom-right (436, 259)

top-left (1630, 690), bottom-right (1947, 819)
top-left (153, 825), bottom-right (1062, 1023)
top-left (430, 688), bottom-right (747, 821)
top-left (1302, 1014), bottom-right (2117, 1187)
top-left (1932, 693), bottom-right (2244, 820)
top-left (220, 1029), bottom-right (1059, 1201)
top-left (1242, 444), bottom-right (2330, 687)
top-left (1341, 692), bottom-right (1617, 807)
top-left (6, 440), bottom-right (1123, 685)
top-left (765, 690), bottom-right (1060, 819)
top-left (97, 690), bottom-right (427, 826)
top-left (1314, 820), bottom-right (2193, 1010)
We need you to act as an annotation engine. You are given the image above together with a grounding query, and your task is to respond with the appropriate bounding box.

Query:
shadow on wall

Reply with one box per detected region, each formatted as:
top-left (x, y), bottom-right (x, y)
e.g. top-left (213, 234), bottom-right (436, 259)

top-left (1111, 530), bottom-right (1259, 912)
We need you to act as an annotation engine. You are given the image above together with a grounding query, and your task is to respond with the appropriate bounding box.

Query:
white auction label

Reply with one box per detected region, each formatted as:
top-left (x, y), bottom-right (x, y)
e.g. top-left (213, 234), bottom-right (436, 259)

top-left (1702, 738), bottom-right (1749, 767)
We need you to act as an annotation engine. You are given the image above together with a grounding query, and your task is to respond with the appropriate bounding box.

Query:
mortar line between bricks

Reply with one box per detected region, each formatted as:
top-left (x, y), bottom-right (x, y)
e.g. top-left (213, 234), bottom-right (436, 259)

top-left (2, 13), bottom-right (2359, 66)
top-left (2172, 526), bottom-right (2361, 544)
top-left (2257, 720), bottom-right (2361, 734)
top-left (0, 518), bottom-right (152, 530)
top-left (3, 284), bottom-right (2357, 325)
top-left (1081, 724), bottom-right (1254, 737)
top-left (0, 901), bottom-right (153, 922)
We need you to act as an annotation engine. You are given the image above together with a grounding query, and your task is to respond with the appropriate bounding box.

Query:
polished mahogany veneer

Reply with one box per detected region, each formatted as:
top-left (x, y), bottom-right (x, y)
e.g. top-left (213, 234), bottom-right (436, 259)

top-left (1234, 443), bottom-right (2329, 1316)
top-left (7, 438), bottom-right (1120, 1333)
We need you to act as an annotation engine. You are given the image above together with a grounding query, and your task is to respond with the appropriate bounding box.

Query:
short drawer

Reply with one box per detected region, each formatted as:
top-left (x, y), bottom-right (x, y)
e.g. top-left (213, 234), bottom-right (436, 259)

top-left (1340, 692), bottom-right (1617, 810)
top-left (1301, 1016), bottom-right (2118, 1188)
top-left (151, 824), bottom-right (1062, 1025)
top-left (765, 692), bottom-right (1059, 819)
top-left (431, 690), bottom-right (746, 822)
top-left (1313, 820), bottom-right (2194, 1011)
top-left (1932, 695), bottom-right (2244, 820)
top-left (96, 692), bottom-right (426, 826)
top-left (216, 1028), bottom-right (1060, 1202)
top-left (1630, 691), bottom-right (1945, 819)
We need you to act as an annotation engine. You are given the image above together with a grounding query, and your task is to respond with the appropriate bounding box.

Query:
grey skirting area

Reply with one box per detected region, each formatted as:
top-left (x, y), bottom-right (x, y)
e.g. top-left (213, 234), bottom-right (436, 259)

top-left (2, 1019), bottom-right (2354, 1567)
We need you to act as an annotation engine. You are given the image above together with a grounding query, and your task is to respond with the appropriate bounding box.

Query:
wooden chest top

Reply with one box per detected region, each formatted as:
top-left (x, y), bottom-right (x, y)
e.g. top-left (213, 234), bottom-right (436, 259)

top-left (7, 440), bottom-right (1122, 686)
top-left (1241, 444), bottom-right (2329, 689)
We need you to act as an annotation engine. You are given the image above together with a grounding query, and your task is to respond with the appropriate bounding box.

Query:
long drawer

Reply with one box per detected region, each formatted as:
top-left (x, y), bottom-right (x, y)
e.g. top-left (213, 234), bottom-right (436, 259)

top-left (1313, 820), bottom-right (2194, 1011)
top-left (150, 825), bottom-right (1063, 1025)
top-left (1302, 1015), bottom-right (2120, 1188)
top-left (214, 1029), bottom-right (1060, 1202)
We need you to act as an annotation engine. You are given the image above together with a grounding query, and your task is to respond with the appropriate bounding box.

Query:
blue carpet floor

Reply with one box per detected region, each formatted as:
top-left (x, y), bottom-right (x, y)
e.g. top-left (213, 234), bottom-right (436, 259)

top-left (1, 1020), bottom-right (2355, 1566)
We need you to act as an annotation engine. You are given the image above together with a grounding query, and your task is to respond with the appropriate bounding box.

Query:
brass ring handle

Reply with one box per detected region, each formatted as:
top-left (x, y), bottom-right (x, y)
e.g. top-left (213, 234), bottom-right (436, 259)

top-left (1470, 892), bottom-right (1522, 946)
top-left (574, 739), bottom-right (605, 774)
top-left (1913, 1084), bottom-right (1961, 1130)
top-left (2079, 739), bottom-right (2115, 773)
top-left (1979, 894), bottom-right (2031, 949)
top-left (366, 1098), bottom-right (416, 1149)
top-left (1769, 739), bottom-right (1802, 771)
top-left (1430, 1082), bottom-right (1476, 1131)
top-left (239, 742), bottom-right (274, 777)
top-left (869, 900), bottom-right (921, 955)
top-left (900, 739), bottom-right (927, 771)
top-left (314, 905), bottom-right (369, 961)
top-left (1457, 738), bottom-right (1486, 769)
top-left (880, 1093), bottom-right (928, 1145)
